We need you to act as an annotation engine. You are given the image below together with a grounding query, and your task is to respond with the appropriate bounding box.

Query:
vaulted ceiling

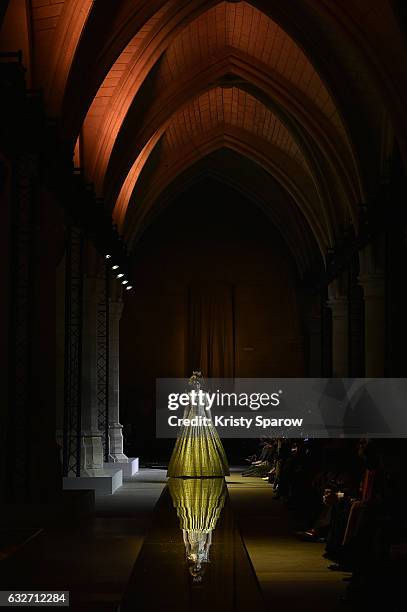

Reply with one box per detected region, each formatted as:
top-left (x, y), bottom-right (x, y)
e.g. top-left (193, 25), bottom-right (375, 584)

top-left (2, 0), bottom-right (406, 275)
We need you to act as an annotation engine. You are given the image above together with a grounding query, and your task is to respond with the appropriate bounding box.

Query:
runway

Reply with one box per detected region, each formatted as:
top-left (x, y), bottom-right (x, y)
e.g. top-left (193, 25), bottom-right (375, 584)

top-left (1, 469), bottom-right (346, 611)
top-left (120, 480), bottom-right (264, 612)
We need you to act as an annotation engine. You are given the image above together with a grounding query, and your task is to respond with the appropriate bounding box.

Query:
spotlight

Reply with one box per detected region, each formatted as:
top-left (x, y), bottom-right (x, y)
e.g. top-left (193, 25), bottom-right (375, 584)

top-left (121, 279), bottom-right (128, 285)
top-left (105, 254), bottom-right (111, 259)
top-left (112, 264), bottom-right (119, 270)
top-left (126, 285), bottom-right (133, 291)
top-left (116, 273), bottom-right (124, 279)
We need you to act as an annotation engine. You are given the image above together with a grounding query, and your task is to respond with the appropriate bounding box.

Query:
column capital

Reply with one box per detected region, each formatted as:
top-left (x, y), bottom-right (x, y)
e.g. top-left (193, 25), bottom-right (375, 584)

top-left (327, 295), bottom-right (348, 317)
top-left (358, 271), bottom-right (385, 299)
top-left (327, 276), bottom-right (348, 315)
top-left (359, 239), bottom-right (385, 278)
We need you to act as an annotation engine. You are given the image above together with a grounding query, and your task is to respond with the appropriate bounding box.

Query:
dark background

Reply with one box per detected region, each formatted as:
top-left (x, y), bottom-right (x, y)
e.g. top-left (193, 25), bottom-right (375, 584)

top-left (120, 177), bottom-right (307, 462)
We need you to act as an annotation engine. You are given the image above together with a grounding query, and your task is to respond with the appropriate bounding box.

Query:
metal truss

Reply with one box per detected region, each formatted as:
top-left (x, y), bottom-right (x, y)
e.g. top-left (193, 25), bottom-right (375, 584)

top-left (63, 226), bottom-right (84, 477)
top-left (96, 260), bottom-right (110, 462)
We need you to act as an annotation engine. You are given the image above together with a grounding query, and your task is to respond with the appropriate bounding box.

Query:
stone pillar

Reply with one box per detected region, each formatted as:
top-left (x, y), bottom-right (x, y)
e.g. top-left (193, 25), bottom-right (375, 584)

top-left (81, 276), bottom-right (104, 474)
top-left (359, 242), bottom-right (386, 377)
top-left (327, 278), bottom-right (349, 377)
top-left (108, 299), bottom-right (128, 462)
top-left (359, 272), bottom-right (385, 377)
top-left (348, 259), bottom-right (365, 376)
top-left (307, 315), bottom-right (322, 376)
top-left (303, 292), bottom-right (323, 376)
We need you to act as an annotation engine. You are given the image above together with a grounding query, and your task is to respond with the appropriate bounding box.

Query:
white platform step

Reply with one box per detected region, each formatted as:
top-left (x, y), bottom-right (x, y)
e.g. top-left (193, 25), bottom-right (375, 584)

top-left (104, 457), bottom-right (139, 479)
top-left (63, 467), bottom-right (123, 496)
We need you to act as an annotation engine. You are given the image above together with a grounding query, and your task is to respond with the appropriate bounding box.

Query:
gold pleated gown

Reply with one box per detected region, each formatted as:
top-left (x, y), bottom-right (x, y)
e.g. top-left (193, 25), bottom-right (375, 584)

top-left (168, 478), bottom-right (227, 575)
top-left (167, 392), bottom-right (229, 477)
top-left (168, 477), bottom-right (227, 532)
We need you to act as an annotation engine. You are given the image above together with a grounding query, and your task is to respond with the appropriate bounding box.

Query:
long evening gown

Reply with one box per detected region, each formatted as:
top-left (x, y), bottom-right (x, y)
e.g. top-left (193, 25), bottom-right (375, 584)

top-left (168, 477), bottom-right (227, 578)
top-left (167, 389), bottom-right (229, 477)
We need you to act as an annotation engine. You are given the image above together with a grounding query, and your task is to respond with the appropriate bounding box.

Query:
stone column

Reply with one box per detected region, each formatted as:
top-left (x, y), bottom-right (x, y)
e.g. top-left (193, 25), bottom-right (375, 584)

top-left (359, 242), bottom-right (386, 377)
top-left (108, 299), bottom-right (128, 462)
top-left (307, 315), bottom-right (322, 376)
top-left (303, 292), bottom-right (323, 376)
top-left (81, 276), bottom-right (104, 474)
top-left (348, 257), bottom-right (365, 376)
top-left (359, 272), bottom-right (385, 377)
top-left (327, 278), bottom-right (349, 377)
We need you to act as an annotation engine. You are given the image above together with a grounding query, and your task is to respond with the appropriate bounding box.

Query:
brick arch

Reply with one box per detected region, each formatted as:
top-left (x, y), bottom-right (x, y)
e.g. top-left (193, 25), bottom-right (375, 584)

top-left (3, 0), bottom-right (406, 173)
top-left (122, 126), bottom-right (331, 259)
top-left (108, 65), bottom-right (352, 243)
top-left (84, 2), bottom-right (359, 205)
top-left (25, 0), bottom-right (84, 94)
top-left (160, 2), bottom-right (344, 136)
top-left (3, 0), bottom-right (405, 256)
top-left (112, 86), bottom-right (328, 236)
top-left (59, 0), bottom-right (406, 172)
top-left (25, 0), bottom-right (169, 114)
top-left (163, 88), bottom-right (306, 168)
top-left (29, 0), bottom-right (94, 113)
top-left (103, 53), bottom-right (359, 214)
top-left (133, 153), bottom-right (322, 277)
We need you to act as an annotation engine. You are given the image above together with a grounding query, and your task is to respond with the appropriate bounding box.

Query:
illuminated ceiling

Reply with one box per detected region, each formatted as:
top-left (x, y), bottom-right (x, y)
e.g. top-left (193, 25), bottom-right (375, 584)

top-left (4, 0), bottom-right (406, 274)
